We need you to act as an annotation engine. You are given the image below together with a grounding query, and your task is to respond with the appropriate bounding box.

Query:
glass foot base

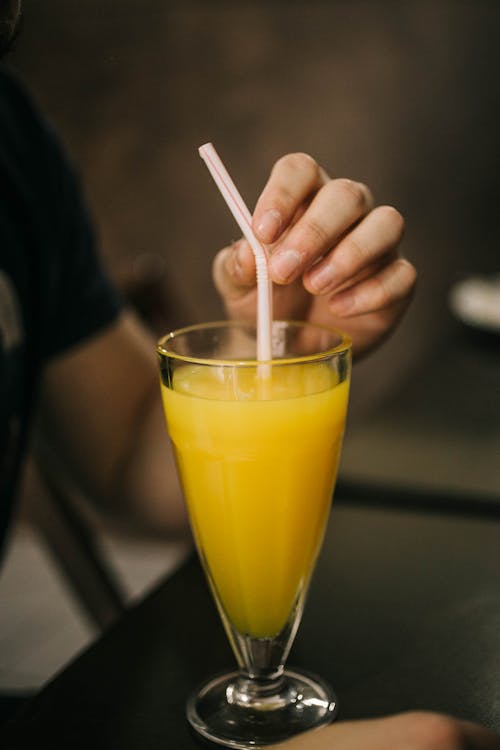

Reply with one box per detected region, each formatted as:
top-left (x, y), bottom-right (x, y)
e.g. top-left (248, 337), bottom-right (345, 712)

top-left (187, 668), bottom-right (338, 749)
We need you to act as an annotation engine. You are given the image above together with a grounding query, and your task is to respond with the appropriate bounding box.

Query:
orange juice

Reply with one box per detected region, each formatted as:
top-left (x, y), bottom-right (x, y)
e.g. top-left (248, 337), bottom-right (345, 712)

top-left (161, 362), bottom-right (349, 638)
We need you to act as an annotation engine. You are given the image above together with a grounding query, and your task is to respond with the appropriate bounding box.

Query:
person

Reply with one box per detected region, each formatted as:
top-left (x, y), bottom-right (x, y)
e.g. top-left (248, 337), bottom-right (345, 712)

top-left (1, 2), bottom-right (499, 748)
top-left (0, 6), bottom-right (416, 557)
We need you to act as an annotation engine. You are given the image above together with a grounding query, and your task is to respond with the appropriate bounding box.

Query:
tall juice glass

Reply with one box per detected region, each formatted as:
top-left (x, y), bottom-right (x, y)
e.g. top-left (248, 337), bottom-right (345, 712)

top-left (158, 320), bottom-right (351, 748)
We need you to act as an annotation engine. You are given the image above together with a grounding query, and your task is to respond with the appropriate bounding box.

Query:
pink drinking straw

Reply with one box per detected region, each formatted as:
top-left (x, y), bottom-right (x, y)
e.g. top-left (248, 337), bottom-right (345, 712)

top-left (199, 143), bottom-right (273, 363)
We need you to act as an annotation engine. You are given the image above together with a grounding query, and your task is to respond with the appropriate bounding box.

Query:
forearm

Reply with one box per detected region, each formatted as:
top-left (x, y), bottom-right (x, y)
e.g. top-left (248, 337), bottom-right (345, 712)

top-left (110, 379), bottom-right (189, 537)
top-left (38, 310), bottom-right (189, 538)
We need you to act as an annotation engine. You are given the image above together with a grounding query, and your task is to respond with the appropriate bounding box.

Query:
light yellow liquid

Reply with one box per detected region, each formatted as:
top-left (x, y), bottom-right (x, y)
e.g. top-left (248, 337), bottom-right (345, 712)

top-left (161, 362), bottom-right (349, 638)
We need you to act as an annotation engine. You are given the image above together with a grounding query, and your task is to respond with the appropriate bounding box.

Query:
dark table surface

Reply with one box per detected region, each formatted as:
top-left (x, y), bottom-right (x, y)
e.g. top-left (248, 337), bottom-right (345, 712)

top-left (2, 495), bottom-right (500, 749)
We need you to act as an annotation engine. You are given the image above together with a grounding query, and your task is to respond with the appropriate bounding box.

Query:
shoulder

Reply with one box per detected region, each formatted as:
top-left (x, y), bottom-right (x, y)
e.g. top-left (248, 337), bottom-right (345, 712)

top-left (0, 66), bottom-right (87, 247)
top-left (0, 66), bottom-right (52, 151)
top-left (0, 65), bottom-right (75, 205)
top-left (0, 68), bottom-right (122, 359)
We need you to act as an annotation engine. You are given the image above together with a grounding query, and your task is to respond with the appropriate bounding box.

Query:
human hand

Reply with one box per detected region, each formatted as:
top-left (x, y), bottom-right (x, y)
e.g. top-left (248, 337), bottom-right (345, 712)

top-left (213, 153), bottom-right (416, 358)
top-left (269, 711), bottom-right (500, 750)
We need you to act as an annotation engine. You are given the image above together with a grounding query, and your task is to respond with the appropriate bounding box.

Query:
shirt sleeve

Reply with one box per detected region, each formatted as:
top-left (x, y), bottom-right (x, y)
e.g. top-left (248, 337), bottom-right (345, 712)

top-left (40, 126), bottom-right (123, 360)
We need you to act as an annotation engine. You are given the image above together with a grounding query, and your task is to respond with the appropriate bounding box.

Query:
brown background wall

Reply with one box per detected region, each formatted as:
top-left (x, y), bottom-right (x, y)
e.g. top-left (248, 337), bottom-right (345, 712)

top-left (8, 0), bottom-right (500, 424)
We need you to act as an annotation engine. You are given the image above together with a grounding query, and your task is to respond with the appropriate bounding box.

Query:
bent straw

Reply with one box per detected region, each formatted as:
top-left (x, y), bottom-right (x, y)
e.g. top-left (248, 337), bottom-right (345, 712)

top-left (199, 143), bottom-right (273, 363)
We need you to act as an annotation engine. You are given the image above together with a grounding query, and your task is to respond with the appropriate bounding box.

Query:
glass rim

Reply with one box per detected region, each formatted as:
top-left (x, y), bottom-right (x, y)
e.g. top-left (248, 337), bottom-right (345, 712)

top-left (157, 319), bottom-right (352, 367)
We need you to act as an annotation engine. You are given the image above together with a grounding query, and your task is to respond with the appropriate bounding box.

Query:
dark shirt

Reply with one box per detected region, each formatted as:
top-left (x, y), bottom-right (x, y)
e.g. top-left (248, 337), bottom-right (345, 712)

top-left (0, 68), bottom-right (121, 557)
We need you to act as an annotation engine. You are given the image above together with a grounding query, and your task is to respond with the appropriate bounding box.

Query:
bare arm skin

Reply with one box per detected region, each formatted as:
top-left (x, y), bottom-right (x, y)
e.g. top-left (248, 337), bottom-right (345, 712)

top-left (37, 310), bottom-right (188, 537)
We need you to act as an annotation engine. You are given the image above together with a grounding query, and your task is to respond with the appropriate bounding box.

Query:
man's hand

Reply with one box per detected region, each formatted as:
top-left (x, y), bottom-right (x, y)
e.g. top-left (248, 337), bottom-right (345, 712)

top-left (270, 712), bottom-right (500, 750)
top-left (213, 153), bottom-right (416, 358)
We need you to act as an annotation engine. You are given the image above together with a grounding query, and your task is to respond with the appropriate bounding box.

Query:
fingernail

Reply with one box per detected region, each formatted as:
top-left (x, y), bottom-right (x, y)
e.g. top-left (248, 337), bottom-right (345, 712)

top-left (270, 249), bottom-right (302, 283)
top-left (256, 209), bottom-right (282, 243)
top-left (310, 264), bottom-right (336, 293)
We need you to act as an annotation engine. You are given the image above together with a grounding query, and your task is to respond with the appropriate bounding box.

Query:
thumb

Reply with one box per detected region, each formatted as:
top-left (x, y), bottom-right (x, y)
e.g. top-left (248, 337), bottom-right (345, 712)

top-left (212, 239), bottom-right (257, 303)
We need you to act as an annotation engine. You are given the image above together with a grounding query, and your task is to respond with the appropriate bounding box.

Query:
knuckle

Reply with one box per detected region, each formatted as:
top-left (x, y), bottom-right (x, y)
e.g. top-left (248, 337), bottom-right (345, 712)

top-left (275, 152), bottom-right (319, 180)
top-left (376, 204), bottom-right (406, 238)
top-left (377, 259), bottom-right (417, 308)
top-left (273, 183), bottom-right (298, 210)
top-left (303, 215), bottom-right (330, 247)
top-left (333, 235), bottom-right (366, 278)
top-left (397, 258), bottom-right (418, 290)
top-left (372, 274), bottom-right (391, 308)
top-left (333, 177), bottom-right (370, 212)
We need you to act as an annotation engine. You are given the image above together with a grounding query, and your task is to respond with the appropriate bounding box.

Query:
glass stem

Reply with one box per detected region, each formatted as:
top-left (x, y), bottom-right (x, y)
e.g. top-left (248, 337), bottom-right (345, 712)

top-left (228, 672), bottom-right (288, 711)
top-left (219, 590), bottom-right (306, 684)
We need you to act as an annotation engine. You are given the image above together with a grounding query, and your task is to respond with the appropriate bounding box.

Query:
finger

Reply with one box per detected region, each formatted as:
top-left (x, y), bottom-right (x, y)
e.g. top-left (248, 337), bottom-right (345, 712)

top-left (457, 718), bottom-right (500, 749)
top-left (304, 205), bottom-right (404, 295)
top-left (327, 257), bottom-right (417, 317)
top-left (252, 153), bottom-right (325, 244)
top-left (269, 178), bottom-right (374, 285)
top-left (212, 240), bottom-right (256, 302)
